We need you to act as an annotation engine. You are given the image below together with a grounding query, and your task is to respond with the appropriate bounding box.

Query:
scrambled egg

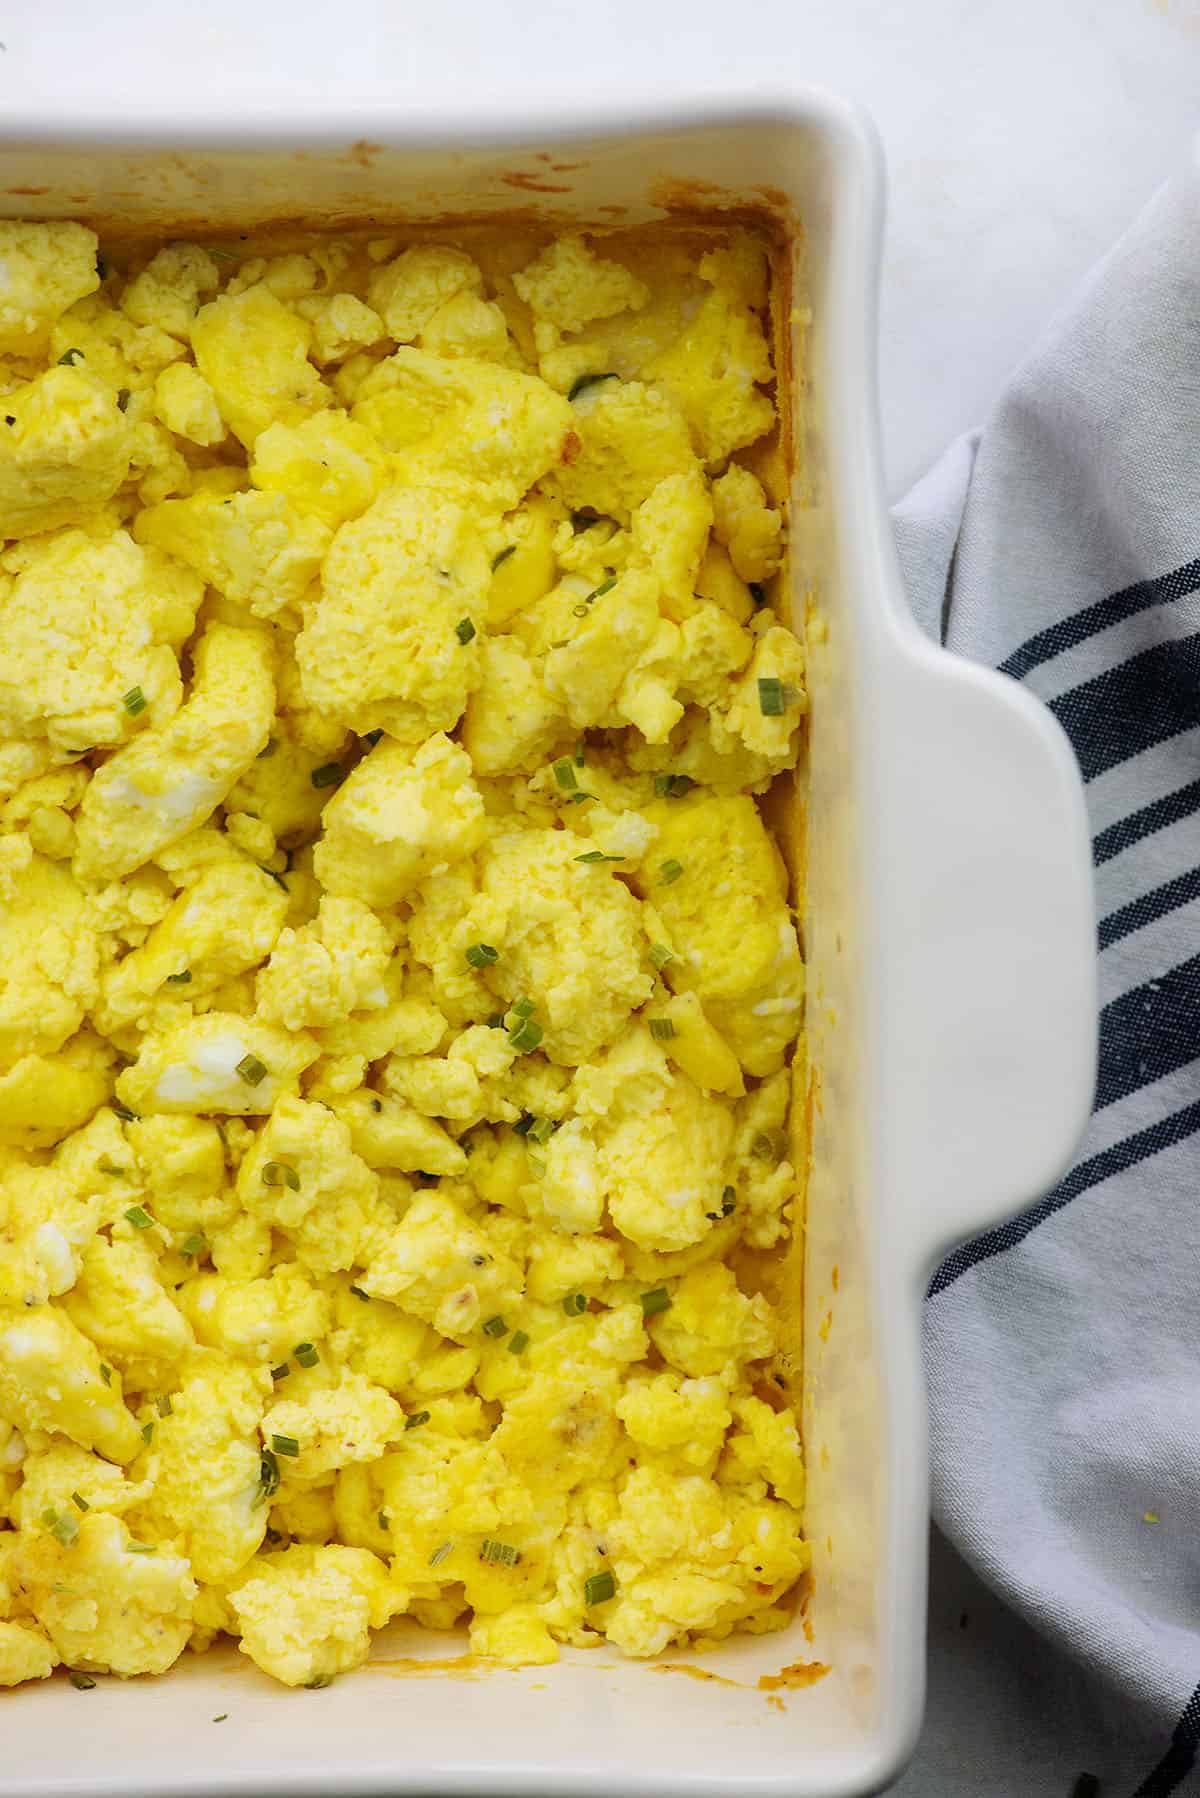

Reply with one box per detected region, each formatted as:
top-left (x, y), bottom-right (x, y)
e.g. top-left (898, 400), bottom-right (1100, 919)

top-left (0, 219), bottom-right (809, 1692)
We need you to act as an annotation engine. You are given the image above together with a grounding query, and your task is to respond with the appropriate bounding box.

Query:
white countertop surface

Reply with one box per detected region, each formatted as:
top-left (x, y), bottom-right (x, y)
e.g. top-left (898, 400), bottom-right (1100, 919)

top-left (2, 0), bottom-right (1198, 495)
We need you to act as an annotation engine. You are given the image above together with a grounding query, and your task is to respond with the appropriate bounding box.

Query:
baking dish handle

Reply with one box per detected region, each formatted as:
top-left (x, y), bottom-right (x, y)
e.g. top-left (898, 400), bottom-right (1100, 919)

top-left (874, 637), bottom-right (1098, 1273)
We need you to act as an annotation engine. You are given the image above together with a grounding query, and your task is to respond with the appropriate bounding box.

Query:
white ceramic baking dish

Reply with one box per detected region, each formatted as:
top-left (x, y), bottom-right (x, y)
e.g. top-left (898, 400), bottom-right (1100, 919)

top-left (0, 93), bottom-right (1097, 1798)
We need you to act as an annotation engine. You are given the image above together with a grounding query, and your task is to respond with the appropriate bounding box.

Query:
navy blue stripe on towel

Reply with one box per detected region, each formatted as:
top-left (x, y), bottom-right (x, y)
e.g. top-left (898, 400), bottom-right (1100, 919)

top-left (999, 557), bottom-right (1200, 680)
top-left (1050, 633), bottom-right (1200, 782)
top-left (1094, 777), bottom-right (1200, 866)
top-left (1095, 954), bottom-right (1200, 1110)
top-left (928, 1094), bottom-right (1200, 1297)
top-left (1098, 868), bottom-right (1200, 952)
top-left (1130, 1678), bottom-right (1200, 1796)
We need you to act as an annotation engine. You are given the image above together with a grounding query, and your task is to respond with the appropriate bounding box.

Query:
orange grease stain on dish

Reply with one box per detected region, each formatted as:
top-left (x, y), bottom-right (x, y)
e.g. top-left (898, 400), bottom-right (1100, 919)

top-left (364, 1654), bottom-right (485, 1680)
top-left (831, 1264), bottom-right (840, 1292)
top-left (651, 1662), bottom-right (740, 1688)
top-left (757, 1660), bottom-right (831, 1693)
top-left (501, 172), bottom-right (574, 194)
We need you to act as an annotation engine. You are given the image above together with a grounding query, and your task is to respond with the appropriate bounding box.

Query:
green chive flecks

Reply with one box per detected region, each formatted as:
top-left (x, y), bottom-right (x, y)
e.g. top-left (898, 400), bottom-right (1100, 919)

top-left (349, 1284), bottom-right (370, 1302)
top-left (271, 1362), bottom-right (290, 1380)
top-left (293, 1342), bottom-right (319, 1369)
top-left (179, 1232), bottom-right (204, 1259)
top-left (310, 762), bottom-right (343, 789)
top-left (127, 1541), bottom-right (156, 1554)
top-left (99, 1363), bottom-right (112, 1386)
top-left (58, 347), bottom-right (84, 366)
top-left (261, 1161), bottom-right (300, 1191)
top-left (512, 1114), bottom-right (535, 1137)
top-left (363, 729), bottom-right (383, 747)
top-left (479, 1538), bottom-right (520, 1567)
top-left (659, 859), bottom-right (684, 885)
top-left (464, 942), bottom-right (499, 969)
top-left (573, 737), bottom-right (586, 766)
top-left (122, 686), bottom-right (147, 716)
top-left (483, 1315), bottom-right (508, 1338)
top-left (508, 1016), bottom-right (543, 1054)
top-left (654, 773), bottom-right (695, 799)
top-left (562, 1293), bottom-right (587, 1316)
top-left (640, 1287), bottom-right (671, 1318)
top-left (491, 545), bottom-right (516, 572)
top-left (568, 371), bottom-right (618, 402)
top-left (507, 1330), bottom-right (530, 1355)
top-left (44, 1507), bottom-right (78, 1547)
top-left (156, 1394), bottom-right (173, 1417)
top-left (575, 850), bottom-right (621, 865)
top-left (586, 575), bottom-right (618, 603)
top-left (378, 1510), bottom-right (391, 1532)
top-left (649, 943), bottom-right (675, 969)
top-left (455, 616), bottom-right (476, 645)
top-left (124, 1205), bottom-right (154, 1230)
top-left (71, 1491), bottom-right (89, 1512)
top-left (510, 996), bottom-right (536, 1018)
top-left (649, 1017), bottom-right (676, 1041)
top-left (68, 1671), bottom-right (96, 1690)
top-left (271, 1433), bottom-right (300, 1458)
top-left (257, 1448), bottom-right (280, 1502)
top-left (757, 676), bottom-right (785, 716)
top-left (552, 757), bottom-right (578, 791)
top-left (116, 387), bottom-right (131, 412)
top-left (112, 1103), bottom-right (137, 1122)
top-left (526, 1116), bottom-right (555, 1146)
top-left (166, 969), bottom-right (191, 985)
top-left (305, 1674), bottom-right (334, 1689)
top-left (429, 1541), bottom-right (454, 1568)
top-left (584, 1569), bottom-right (616, 1606)
top-left (721, 1186), bottom-right (736, 1216)
top-left (236, 1053), bottom-right (268, 1086)
top-left (404, 1410), bottom-right (430, 1430)
top-left (141, 1421), bottom-right (154, 1444)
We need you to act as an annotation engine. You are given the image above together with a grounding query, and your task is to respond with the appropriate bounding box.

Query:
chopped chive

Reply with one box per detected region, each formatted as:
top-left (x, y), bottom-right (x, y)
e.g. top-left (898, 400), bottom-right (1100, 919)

top-left (429, 1540), bottom-right (454, 1567)
top-left (58, 347), bottom-right (84, 366)
top-left (721, 1190), bottom-right (736, 1216)
top-left (487, 1013), bottom-right (505, 1028)
top-left (124, 1205), bottom-right (154, 1230)
top-left (305, 1674), bottom-right (334, 1689)
top-left (270, 1363), bottom-right (290, 1381)
top-left (122, 686), bottom-right (147, 716)
top-left (749, 582), bottom-right (767, 607)
top-left (263, 867), bottom-right (289, 892)
top-left (126, 1541), bottom-right (156, 1554)
top-left (479, 1538), bottom-right (520, 1567)
top-left (236, 1053), bottom-right (268, 1086)
top-left (649, 943), bottom-right (675, 969)
top-left (649, 1017), bottom-right (676, 1041)
top-left (156, 1393), bottom-right (173, 1418)
top-left (552, 757), bottom-right (578, 791)
top-left (71, 1491), bottom-right (89, 1512)
top-left (349, 1284), bottom-right (370, 1302)
top-left (753, 1130), bottom-right (783, 1162)
top-left (213, 1713), bottom-right (229, 1722)
top-left (257, 1447), bottom-right (280, 1501)
top-left (112, 1103), bottom-right (137, 1122)
top-left (568, 790), bottom-right (594, 804)
top-left (405, 1409), bottom-right (431, 1430)
top-left (508, 1016), bottom-right (543, 1053)
top-left (584, 1569), bottom-right (616, 1606)
top-left (116, 387), bottom-right (131, 412)
top-left (757, 677), bottom-right (785, 716)
top-left (526, 1116), bottom-right (555, 1145)
top-left (510, 996), bottom-right (536, 1019)
top-left (573, 737), bottom-right (586, 766)
top-left (507, 1330), bottom-right (530, 1355)
top-left (68, 1671), bottom-right (96, 1690)
top-left (99, 1363), bottom-right (112, 1386)
top-left (640, 1287), bottom-right (671, 1318)
top-left (44, 1507), bottom-right (78, 1547)
top-left (261, 1161), bottom-right (301, 1191)
top-left (575, 850), bottom-right (621, 864)
top-left (98, 1159), bottom-right (126, 1176)
top-left (483, 1315), bottom-right (508, 1338)
top-left (491, 545), bottom-right (516, 571)
top-left (455, 617), bottom-right (476, 644)
top-left (562, 1292), bottom-right (587, 1316)
top-left (654, 773), bottom-right (695, 799)
top-left (512, 1114), bottom-right (535, 1137)
top-left (141, 1421), bottom-right (154, 1444)
top-left (271, 1434), bottom-right (300, 1458)
top-left (363, 728), bottom-right (383, 747)
top-left (378, 1510), bottom-right (391, 1532)
top-left (568, 371), bottom-right (618, 401)
top-left (165, 968), bottom-right (191, 985)
top-left (572, 602), bottom-right (589, 618)
top-left (464, 941), bottom-right (499, 969)
top-left (179, 1233), bottom-right (204, 1259)
top-left (586, 575), bottom-right (618, 603)
top-left (659, 859), bottom-right (684, 885)
top-left (293, 1342), bottom-right (319, 1369)
top-left (310, 762), bottom-right (343, 789)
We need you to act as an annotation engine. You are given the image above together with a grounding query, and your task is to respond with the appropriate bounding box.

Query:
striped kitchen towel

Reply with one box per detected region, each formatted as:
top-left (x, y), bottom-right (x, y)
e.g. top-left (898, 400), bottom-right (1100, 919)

top-left (891, 151), bottom-right (1200, 1797)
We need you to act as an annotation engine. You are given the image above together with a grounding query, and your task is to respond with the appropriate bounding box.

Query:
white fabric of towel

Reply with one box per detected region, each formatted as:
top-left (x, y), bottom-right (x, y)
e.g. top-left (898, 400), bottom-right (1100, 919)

top-left (887, 153), bottom-right (1200, 1798)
